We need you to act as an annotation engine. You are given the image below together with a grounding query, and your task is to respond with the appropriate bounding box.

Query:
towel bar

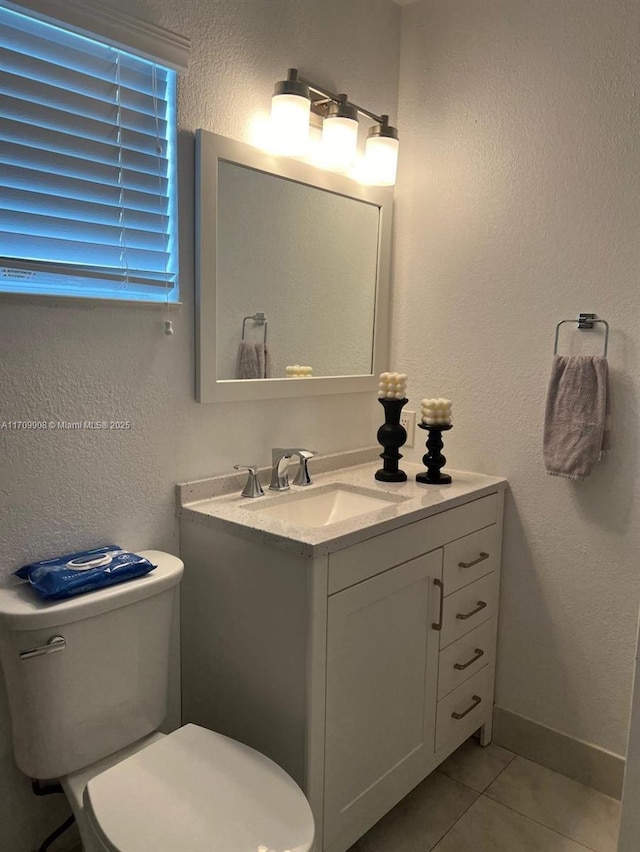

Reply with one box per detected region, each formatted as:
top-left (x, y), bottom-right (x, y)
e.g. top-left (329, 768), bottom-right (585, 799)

top-left (241, 312), bottom-right (268, 345)
top-left (553, 314), bottom-right (609, 357)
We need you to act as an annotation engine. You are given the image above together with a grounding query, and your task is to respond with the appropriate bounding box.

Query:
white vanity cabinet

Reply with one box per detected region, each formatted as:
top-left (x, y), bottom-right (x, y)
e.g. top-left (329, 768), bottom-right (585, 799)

top-left (180, 474), bottom-right (505, 852)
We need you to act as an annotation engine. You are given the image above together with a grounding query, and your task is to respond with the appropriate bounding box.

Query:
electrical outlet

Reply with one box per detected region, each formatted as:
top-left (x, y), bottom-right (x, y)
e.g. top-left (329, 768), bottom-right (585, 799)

top-left (400, 410), bottom-right (416, 448)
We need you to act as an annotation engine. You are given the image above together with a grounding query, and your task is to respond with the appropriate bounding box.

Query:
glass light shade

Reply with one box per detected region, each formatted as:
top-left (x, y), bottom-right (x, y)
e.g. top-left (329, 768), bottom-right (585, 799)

top-left (364, 134), bottom-right (399, 186)
top-left (322, 115), bottom-right (359, 169)
top-left (271, 93), bottom-right (311, 157)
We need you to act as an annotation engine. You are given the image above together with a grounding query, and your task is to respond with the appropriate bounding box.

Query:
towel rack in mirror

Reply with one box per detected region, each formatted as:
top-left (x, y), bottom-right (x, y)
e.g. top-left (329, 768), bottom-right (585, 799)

top-left (241, 312), bottom-right (267, 345)
top-left (553, 313), bottom-right (609, 357)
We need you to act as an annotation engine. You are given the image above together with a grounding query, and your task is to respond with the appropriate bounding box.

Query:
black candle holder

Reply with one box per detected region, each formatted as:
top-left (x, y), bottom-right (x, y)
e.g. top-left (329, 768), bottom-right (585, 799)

top-left (416, 423), bottom-right (453, 484)
top-left (375, 397), bottom-right (408, 482)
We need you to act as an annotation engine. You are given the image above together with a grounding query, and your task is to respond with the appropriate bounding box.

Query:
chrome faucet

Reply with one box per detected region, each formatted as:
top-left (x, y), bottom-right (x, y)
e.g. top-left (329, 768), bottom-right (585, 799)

top-left (269, 447), bottom-right (317, 491)
top-left (233, 464), bottom-right (265, 498)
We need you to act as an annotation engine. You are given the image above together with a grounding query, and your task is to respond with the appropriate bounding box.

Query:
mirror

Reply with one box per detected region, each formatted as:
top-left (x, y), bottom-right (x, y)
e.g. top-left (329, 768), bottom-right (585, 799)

top-left (195, 130), bottom-right (392, 403)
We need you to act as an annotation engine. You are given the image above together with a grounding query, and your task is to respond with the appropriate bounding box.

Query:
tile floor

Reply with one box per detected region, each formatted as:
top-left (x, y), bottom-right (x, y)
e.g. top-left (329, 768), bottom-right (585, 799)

top-left (348, 737), bottom-right (621, 852)
top-left (57, 737), bottom-right (622, 852)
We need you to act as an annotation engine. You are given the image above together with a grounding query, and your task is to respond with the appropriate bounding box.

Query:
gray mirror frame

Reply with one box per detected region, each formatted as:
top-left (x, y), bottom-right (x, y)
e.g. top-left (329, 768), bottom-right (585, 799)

top-left (195, 129), bottom-right (393, 403)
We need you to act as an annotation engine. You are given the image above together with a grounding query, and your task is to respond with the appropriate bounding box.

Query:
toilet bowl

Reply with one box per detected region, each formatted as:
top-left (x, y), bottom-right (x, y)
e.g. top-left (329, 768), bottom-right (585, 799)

top-left (0, 551), bottom-right (314, 852)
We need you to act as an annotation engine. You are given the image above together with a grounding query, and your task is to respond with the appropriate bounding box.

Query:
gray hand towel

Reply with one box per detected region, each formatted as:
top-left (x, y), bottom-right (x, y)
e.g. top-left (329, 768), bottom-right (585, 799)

top-left (543, 355), bottom-right (611, 480)
top-left (235, 341), bottom-right (271, 379)
top-left (254, 342), bottom-right (272, 379)
top-left (236, 341), bottom-right (260, 379)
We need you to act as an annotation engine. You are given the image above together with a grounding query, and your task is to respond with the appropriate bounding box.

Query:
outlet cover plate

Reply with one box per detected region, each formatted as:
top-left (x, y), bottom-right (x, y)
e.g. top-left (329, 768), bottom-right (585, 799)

top-left (401, 409), bottom-right (416, 447)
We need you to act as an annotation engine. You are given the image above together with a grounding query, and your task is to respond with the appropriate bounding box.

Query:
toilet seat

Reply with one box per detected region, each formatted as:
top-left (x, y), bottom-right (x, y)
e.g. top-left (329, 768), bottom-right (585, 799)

top-left (84, 724), bottom-right (315, 852)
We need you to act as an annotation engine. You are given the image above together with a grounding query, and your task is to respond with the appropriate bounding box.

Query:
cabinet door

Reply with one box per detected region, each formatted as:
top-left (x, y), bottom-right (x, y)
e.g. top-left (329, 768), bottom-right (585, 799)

top-left (323, 549), bottom-right (442, 847)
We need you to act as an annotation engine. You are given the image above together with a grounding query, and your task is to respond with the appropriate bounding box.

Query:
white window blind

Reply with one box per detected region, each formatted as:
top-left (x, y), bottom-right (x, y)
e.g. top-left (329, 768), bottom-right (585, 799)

top-left (0, 3), bottom-right (179, 302)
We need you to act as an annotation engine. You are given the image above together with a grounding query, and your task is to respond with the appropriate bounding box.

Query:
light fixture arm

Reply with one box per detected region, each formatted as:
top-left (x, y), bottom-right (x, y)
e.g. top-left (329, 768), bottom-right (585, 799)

top-left (292, 69), bottom-right (388, 125)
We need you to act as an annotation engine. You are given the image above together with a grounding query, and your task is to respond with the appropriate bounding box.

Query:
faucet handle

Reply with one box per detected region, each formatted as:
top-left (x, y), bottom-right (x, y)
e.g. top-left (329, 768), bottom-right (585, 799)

top-left (293, 450), bottom-right (317, 486)
top-left (233, 464), bottom-right (265, 498)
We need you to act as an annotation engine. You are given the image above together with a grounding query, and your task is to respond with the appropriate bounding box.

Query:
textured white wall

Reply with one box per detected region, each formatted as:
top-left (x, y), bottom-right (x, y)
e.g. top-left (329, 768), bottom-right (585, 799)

top-left (0, 2), bottom-right (400, 849)
top-left (394, 0), bottom-right (640, 756)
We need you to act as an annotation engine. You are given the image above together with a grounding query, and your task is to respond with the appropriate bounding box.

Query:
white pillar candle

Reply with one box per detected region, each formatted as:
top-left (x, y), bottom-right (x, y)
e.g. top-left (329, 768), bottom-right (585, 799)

top-left (286, 365), bottom-right (313, 377)
top-left (421, 397), bottom-right (452, 425)
top-left (378, 371), bottom-right (408, 399)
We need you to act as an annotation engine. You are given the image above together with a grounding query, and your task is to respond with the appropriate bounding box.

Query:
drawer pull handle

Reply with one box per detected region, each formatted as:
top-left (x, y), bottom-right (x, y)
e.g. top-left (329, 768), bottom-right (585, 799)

top-left (458, 552), bottom-right (489, 569)
top-left (432, 578), bottom-right (444, 630)
top-left (451, 695), bottom-right (482, 720)
top-left (454, 648), bottom-right (485, 670)
top-left (456, 600), bottom-right (487, 620)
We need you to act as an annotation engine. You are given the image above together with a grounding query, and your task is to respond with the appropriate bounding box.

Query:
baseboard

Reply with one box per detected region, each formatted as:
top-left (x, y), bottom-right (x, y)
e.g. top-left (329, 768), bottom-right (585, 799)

top-left (493, 705), bottom-right (625, 800)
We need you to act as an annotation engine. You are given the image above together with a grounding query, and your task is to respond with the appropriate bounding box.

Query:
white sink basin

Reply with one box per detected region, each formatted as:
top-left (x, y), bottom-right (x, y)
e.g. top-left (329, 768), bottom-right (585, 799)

top-left (247, 484), bottom-right (406, 528)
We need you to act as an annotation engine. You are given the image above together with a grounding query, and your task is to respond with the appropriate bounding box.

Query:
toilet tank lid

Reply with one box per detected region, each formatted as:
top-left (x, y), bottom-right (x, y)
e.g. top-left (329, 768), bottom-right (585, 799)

top-left (0, 551), bottom-right (183, 631)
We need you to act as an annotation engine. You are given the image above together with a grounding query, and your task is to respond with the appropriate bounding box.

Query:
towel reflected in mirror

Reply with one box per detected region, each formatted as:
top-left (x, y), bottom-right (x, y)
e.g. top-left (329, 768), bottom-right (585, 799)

top-left (236, 341), bottom-right (272, 379)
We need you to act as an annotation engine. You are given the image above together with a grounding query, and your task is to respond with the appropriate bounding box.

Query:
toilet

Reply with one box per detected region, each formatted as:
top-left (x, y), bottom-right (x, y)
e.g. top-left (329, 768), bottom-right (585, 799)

top-left (0, 551), bottom-right (315, 852)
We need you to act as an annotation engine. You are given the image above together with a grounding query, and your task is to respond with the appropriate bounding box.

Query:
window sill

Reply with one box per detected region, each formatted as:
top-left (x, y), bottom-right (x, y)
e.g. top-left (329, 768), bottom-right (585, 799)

top-left (0, 291), bottom-right (183, 309)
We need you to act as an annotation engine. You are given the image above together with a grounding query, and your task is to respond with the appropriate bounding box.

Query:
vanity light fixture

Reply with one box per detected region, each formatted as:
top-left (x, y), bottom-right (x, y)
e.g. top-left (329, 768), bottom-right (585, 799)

top-left (322, 94), bottom-right (359, 169)
top-left (365, 116), bottom-right (400, 187)
top-left (270, 68), bottom-right (399, 185)
top-left (271, 69), bottom-right (311, 157)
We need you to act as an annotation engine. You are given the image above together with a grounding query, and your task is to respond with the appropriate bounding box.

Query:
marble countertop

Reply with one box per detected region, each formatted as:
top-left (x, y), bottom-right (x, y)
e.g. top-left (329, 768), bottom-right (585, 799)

top-left (178, 448), bottom-right (507, 558)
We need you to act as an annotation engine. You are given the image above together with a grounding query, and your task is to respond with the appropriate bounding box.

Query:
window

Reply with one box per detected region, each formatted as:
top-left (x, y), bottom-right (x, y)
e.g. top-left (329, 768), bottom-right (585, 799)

top-left (0, 3), bottom-right (180, 302)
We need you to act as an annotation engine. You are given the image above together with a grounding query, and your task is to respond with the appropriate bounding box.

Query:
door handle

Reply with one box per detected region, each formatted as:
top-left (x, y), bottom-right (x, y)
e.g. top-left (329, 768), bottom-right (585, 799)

top-left (432, 579), bottom-right (444, 630)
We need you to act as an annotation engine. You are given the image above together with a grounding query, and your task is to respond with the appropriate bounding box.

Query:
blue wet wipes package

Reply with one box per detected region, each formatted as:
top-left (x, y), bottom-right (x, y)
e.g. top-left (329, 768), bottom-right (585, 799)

top-left (15, 544), bottom-right (156, 600)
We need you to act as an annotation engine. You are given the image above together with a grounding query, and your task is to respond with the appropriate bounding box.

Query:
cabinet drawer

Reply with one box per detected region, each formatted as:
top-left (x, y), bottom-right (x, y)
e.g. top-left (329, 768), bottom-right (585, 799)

top-left (436, 663), bottom-right (493, 752)
top-left (440, 573), bottom-right (497, 649)
top-left (328, 493), bottom-right (498, 594)
top-left (438, 619), bottom-right (496, 699)
top-left (443, 524), bottom-right (498, 595)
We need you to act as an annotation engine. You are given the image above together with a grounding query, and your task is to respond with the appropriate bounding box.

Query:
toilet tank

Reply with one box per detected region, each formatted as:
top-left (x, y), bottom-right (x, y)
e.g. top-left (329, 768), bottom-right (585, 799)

top-left (0, 550), bottom-right (183, 780)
